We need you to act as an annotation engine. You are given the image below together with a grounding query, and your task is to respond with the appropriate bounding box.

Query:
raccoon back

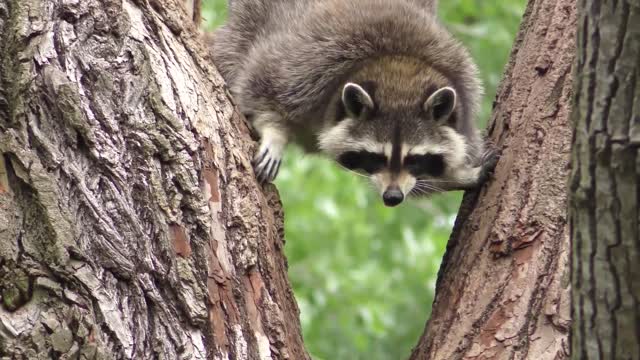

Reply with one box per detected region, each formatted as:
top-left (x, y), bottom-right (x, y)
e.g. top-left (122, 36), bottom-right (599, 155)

top-left (214, 0), bottom-right (479, 136)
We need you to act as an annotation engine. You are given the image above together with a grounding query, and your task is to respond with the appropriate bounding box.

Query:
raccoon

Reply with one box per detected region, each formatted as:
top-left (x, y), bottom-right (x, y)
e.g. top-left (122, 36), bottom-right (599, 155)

top-left (213, 0), bottom-right (497, 206)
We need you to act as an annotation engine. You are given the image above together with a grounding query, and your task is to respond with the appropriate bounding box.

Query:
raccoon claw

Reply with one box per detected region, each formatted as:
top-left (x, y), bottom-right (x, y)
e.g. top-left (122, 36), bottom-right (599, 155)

top-left (477, 150), bottom-right (500, 184)
top-left (252, 146), bottom-right (282, 183)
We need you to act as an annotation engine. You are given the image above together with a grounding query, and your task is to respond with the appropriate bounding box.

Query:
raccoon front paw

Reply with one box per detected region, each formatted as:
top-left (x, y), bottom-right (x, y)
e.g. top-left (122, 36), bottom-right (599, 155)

top-left (252, 143), bottom-right (283, 183)
top-left (477, 149), bottom-right (500, 184)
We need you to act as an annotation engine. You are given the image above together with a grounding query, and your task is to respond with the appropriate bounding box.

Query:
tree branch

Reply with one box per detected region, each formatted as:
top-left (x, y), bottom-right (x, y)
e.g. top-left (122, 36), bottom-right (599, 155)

top-left (411, 0), bottom-right (576, 358)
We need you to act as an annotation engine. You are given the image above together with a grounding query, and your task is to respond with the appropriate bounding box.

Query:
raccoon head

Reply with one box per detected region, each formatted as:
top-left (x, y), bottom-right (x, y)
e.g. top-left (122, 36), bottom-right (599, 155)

top-left (318, 81), bottom-right (471, 207)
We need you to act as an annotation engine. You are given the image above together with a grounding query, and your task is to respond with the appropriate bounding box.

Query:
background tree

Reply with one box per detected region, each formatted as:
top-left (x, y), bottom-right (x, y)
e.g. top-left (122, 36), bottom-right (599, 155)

top-left (0, 0), bottom-right (308, 358)
top-left (410, 0), bottom-right (576, 358)
top-left (570, 0), bottom-right (640, 358)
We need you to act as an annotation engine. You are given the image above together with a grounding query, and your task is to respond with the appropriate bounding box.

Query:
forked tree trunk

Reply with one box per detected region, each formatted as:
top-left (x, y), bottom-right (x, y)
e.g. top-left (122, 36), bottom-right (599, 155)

top-left (570, 0), bottom-right (640, 359)
top-left (0, 0), bottom-right (309, 359)
top-left (9, 0), bottom-right (627, 359)
top-left (410, 0), bottom-right (576, 358)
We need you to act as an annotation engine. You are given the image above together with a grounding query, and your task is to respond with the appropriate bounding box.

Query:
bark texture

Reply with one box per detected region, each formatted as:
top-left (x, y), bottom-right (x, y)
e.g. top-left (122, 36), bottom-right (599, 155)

top-left (410, 0), bottom-right (576, 358)
top-left (0, 0), bottom-right (308, 359)
top-left (570, 0), bottom-right (640, 358)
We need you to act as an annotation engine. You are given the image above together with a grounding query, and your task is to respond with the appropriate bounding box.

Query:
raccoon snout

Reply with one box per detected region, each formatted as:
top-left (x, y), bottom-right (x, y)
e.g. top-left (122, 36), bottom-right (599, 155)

top-left (382, 186), bottom-right (404, 207)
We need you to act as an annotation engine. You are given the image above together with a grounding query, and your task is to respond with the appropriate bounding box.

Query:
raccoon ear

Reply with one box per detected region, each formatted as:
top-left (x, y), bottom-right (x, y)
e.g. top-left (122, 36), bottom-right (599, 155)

top-left (342, 82), bottom-right (374, 119)
top-left (424, 87), bottom-right (457, 122)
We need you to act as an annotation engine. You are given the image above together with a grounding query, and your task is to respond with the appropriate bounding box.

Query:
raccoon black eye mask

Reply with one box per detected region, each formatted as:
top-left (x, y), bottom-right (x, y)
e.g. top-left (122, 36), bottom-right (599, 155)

top-left (338, 151), bottom-right (446, 178)
top-left (337, 151), bottom-right (387, 174)
top-left (404, 154), bottom-right (445, 178)
top-left (213, 0), bottom-right (498, 205)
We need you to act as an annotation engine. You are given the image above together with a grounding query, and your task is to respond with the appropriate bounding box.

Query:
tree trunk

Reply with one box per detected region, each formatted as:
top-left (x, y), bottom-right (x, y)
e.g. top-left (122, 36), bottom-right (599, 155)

top-left (570, 0), bottom-right (640, 358)
top-left (410, 0), bottom-right (576, 358)
top-left (0, 0), bottom-right (308, 359)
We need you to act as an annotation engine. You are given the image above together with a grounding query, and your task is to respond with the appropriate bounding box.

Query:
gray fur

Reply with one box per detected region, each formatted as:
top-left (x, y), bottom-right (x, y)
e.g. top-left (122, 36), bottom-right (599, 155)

top-left (213, 0), bottom-right (493, 195)
top-left (215, 0), bottom-right (480, 142)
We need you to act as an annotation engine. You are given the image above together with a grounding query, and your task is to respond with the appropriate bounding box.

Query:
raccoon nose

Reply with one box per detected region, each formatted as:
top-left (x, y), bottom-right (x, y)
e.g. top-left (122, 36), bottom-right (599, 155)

top-left (382, 187), bottom-right (404, 207)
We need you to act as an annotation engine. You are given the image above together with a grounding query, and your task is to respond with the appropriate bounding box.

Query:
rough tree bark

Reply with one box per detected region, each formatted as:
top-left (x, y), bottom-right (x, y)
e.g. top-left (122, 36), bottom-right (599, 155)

top-left (0, 0), bottom-right (309, 359)
top-left (410, 0), bottom-right (575, 358)
top-left (570, 0), bottom-right (640, 359)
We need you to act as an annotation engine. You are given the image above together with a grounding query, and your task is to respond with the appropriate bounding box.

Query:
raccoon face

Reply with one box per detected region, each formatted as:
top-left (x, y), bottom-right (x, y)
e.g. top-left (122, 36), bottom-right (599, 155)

top-left (318, 82), bottom-right (469, 207)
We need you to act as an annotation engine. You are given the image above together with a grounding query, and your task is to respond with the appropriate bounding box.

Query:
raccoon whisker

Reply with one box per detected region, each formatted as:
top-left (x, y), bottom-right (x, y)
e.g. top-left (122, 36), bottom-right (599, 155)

top-left (335, 164), bottom-right (371, 179)
top-left (414, 180), bottom-right (435, 187)
top-left (427, 183), bottom-right (446, 192)
top-left (419, 187), bottom-right (444, 194)
top-left (410, 186), bottom-right (439, 196)
top-left (409, 188), bottom-right (426, 196)
top-left (350, 171), bottom-right (371, 179)
top-left (418, 186), bottom-right (443, 194)
top-left (414, 181), bottom-right (445, 193)
top-left (412, 184), bottom-right (436, 194)
top-left (416, 178), bottom-right (464, 184)
top-left (416, 180), bottom-right (456, 185)
top-left (409, 185), bottom-right (431, 196)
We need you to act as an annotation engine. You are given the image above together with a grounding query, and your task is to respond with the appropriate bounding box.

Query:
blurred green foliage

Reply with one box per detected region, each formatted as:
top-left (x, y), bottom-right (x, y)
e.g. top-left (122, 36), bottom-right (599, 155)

top-left (202, 1), bottom-right (525, 359)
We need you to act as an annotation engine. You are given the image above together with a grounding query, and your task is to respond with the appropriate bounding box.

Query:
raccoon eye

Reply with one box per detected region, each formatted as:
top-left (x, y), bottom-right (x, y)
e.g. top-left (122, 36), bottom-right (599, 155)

top-left (337, 151), bottom-right (387, 174)
top-left (404, 154), bottom-right (445, 177)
